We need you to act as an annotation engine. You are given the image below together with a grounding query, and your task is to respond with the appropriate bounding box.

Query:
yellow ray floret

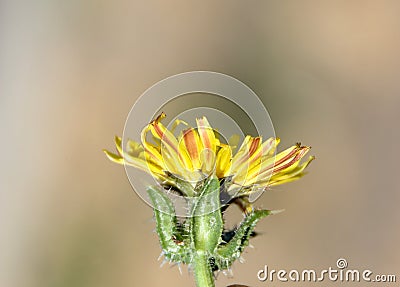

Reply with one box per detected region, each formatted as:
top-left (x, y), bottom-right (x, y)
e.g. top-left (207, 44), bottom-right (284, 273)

top-left (104, 113), bottom-right (314, 195)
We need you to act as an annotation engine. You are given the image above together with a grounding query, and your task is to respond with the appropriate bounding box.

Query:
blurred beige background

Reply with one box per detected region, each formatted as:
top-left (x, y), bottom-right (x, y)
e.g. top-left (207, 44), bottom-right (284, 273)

top-left (1, 1), bottom-right (400, 287)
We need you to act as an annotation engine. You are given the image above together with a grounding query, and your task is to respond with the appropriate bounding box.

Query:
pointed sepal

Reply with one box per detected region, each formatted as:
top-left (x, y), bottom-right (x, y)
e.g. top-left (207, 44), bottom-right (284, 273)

top-left (213, 209), bottom-right (276, 270)
top-left (147, 186), bottom-right (190, 264)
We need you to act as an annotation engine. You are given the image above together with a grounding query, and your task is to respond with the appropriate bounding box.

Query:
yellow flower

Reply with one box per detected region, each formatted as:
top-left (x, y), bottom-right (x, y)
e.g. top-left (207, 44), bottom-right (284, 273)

top-left (104, 113), bottom-right (314, 197)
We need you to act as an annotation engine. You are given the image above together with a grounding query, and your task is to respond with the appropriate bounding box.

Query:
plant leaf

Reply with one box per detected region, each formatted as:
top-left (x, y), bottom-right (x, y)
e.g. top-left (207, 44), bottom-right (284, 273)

top-left (214, 209), bottom-right (273, 270)
top-left (147, 186), bottom-right (190, 263)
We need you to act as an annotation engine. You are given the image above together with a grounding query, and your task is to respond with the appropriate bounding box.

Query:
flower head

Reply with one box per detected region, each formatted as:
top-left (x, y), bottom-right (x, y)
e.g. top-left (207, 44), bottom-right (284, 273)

top-left (104, 113), bottom-right (314, 198)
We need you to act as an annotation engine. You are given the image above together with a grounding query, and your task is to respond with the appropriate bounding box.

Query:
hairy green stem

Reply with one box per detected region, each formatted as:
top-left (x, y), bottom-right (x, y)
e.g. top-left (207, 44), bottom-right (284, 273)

top-left (191, 176), bottom-right (221, 287)
top-left (193, 251), bottom-right (214, 287)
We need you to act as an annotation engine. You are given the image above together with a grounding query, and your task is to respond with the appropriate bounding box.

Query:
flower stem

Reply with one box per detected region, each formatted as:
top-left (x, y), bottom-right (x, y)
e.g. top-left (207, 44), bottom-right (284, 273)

top-left (193, 251), bottom-right (214, 287)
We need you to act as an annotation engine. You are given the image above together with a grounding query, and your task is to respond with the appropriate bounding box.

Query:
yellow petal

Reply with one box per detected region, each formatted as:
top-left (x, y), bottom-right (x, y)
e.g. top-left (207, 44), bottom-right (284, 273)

top-left (114, 136), bottom-right (123, 156)
top-left (231, 136), bottom-right (265, 185)
top-left (182, 128), bottom-right (202, 169)
top-left (196, 116), bottom-right (217, 173)
top-left (216, 144), bottom-right (232, 178)
top-left (269, 155), bottom-right (315, 185)
top-left (273, 145), bottom-right (310, 174)
top-left (231, 135), bottom-right (252, 171)
top-left (242, 138), bottom-right (279, 184)
top-left (103, 149), bottom-right (124, 164)
top-left (141, 126), bottom-right (164, 164)
top-left (252, 146), bottom-right (311, 187)
top-left (256, 144), bottom-right (301, 178)
top-left (103, 146), bottom-right (164, 177)
top-left (148, 113), bottom-right (192, 173)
